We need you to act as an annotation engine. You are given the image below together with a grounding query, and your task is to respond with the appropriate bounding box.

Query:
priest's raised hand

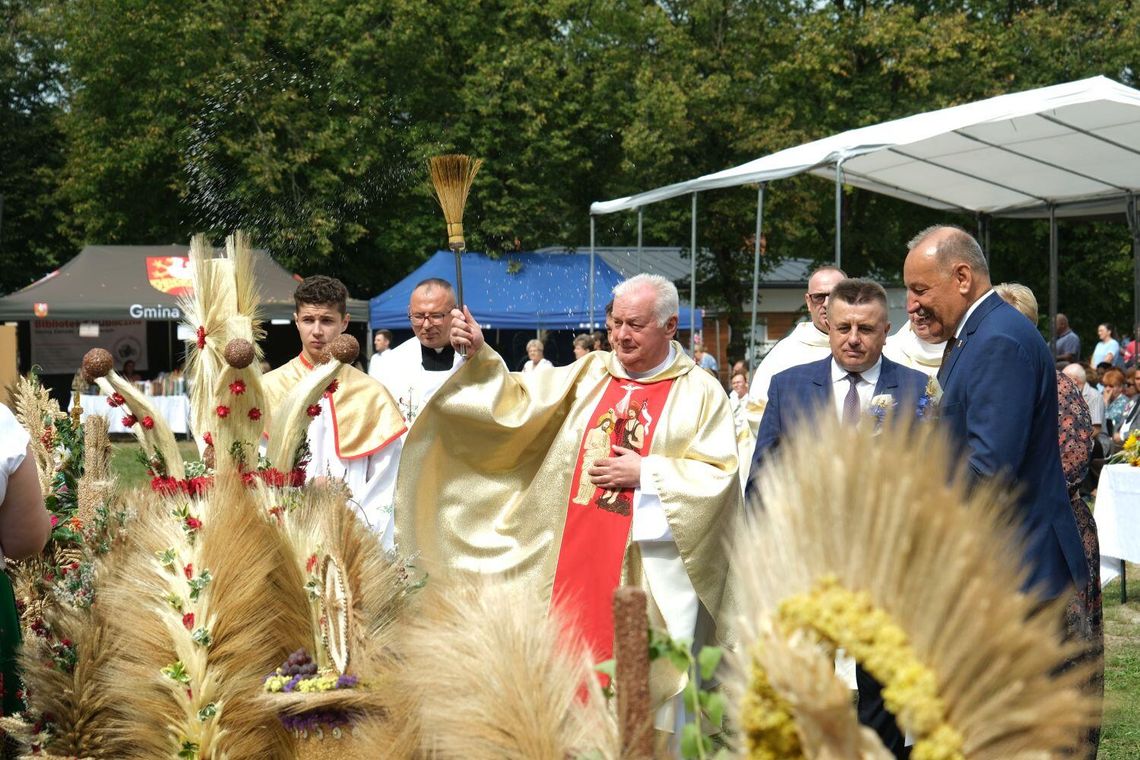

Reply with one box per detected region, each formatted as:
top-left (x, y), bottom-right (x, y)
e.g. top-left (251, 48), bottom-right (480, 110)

top-left (448, 306), bottom-right (485, 355)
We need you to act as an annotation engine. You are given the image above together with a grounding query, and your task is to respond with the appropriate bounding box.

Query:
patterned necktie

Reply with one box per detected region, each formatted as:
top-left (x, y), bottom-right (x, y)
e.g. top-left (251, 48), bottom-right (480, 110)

top-left (937, 339), bottom-right (957, 384)
top-left (843, 372), bottom-right (862, 426)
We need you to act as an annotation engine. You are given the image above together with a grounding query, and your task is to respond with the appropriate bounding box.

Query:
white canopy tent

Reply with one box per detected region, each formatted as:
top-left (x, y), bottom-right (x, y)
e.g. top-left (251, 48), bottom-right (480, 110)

top-left (588, 76), bottom-right (1140, 362)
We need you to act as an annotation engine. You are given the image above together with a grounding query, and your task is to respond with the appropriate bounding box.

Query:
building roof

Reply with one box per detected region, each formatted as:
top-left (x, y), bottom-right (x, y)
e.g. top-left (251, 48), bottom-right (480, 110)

top-left (536, 246), bottom-right (815, 288)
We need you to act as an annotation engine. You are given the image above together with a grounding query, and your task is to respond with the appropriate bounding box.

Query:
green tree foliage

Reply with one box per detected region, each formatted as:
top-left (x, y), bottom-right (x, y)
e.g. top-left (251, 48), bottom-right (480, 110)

top-left (0, 0), bottom-right (68, 294)
top-left (1, 0), bottom-right (1137, 353)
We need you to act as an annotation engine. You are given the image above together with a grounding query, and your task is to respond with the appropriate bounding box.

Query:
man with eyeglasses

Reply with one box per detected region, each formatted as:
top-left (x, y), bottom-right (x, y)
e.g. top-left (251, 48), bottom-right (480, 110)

top-left (748, 265), bottom-right (846, 418)
top-left (370, 277), bottom-right (465, 430)
top-left (263, 276), bottom-right (406, 547)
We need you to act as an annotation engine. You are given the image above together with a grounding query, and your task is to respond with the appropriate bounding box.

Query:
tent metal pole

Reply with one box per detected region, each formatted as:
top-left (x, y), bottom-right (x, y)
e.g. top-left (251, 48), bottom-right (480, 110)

top-left (749, 183), bottom-right (766, 372)
top-left (1049, 206), bottom-right (1058, 350)
top-left (976, 213), bottom-right (991, 264)
top-left (690, 193), bottom-right (698, 352)
top-left (589, 216), bottom-right (596, 331)
top-left (1129, 193), bottom-right (1140, 337)
top-left (637, 208), bottom-right (643, 273)
top-left (834, 159), bottom-right (844, 268)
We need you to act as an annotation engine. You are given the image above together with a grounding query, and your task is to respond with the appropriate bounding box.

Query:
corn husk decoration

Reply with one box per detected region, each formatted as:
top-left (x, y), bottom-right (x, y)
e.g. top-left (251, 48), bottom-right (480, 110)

top-left (0, 409), bottom-right (128, 760)
top-left (428, 154), bottom-right (483, 311)
top-left (179, 231), bottom-right (266, 462)
top-left (389, 577), bottom-right (619, 759)
top-left (80, 347), bottom-right (184, 480)
top-left (727, 416), bottom-right (1098, 759)
top-left (95, 475), bottom-right (311, 759)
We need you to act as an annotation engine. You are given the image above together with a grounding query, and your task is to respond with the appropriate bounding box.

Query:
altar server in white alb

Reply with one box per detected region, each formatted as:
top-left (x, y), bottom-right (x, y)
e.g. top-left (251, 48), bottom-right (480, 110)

top-left (370, 278), bottom-right (465, 432)
top-left (749, 266), bottom-right (845, 414)
top-left (263, 276), bottom-right (406, 547)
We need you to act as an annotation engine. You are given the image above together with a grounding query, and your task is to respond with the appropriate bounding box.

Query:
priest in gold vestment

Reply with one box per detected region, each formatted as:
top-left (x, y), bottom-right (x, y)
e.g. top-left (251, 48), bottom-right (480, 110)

top-left (395, 274), bottom-right (741, 699)
top-left (263, 276), bottom-right (406, 547)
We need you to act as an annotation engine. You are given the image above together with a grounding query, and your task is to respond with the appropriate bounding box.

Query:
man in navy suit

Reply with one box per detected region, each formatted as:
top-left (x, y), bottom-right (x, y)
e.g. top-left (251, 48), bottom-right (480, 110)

top-left (749, 277), bottom-right (928, 759)
top-left (752, 278), bottom-right (930, 469)
top-left (903, 225), bottom-right (1087, 602)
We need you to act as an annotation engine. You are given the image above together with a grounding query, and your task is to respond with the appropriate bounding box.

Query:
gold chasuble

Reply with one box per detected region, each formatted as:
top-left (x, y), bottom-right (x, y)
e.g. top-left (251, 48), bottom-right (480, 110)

top-left (263, 354), bottom-right (405, 459)
top-left (394, 341), bottom-right (742, 654)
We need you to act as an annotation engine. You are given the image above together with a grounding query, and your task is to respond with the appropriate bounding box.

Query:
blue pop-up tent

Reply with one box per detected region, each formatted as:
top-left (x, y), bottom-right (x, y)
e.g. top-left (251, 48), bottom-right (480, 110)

top-left (369, 251), bottom-right (702, 331)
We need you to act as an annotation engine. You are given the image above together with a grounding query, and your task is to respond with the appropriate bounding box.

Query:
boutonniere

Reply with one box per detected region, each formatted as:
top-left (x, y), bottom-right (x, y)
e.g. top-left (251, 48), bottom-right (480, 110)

top-left (866, 394), bottom-right (897, 432)
top-left (869, 394), bottom-right (896, 420)
top-left (917, 376), bottom-right (943, 419)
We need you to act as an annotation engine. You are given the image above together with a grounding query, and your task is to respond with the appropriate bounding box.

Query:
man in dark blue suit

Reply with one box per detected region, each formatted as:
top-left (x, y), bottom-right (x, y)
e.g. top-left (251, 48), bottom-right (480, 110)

top-left (749, 278), bottom-right (928, 759)
top-left (751, 278), bottom-right (930, 470)
top-left (903, 225), bottom-right (1087, 602)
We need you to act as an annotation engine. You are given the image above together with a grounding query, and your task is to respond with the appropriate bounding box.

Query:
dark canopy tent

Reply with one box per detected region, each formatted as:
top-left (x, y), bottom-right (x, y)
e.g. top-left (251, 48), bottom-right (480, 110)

top-left (369, 250), bottom-right (702, 331)
top-left (0, 244), bottom-right (370, 321)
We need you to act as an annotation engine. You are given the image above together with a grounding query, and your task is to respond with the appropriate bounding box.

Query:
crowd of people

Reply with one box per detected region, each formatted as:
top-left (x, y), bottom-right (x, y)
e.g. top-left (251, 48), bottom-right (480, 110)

top-left (254, 222), bottom-right (1097, 756)
top-left (0, 223), bottom-right (1106, 756)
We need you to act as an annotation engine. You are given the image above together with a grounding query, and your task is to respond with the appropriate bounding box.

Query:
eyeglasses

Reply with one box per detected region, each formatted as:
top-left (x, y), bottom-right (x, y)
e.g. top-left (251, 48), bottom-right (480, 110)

top-left (807, 292), bottom-right (831, 305)
top-left (408, 312), bottom-right (449, 325)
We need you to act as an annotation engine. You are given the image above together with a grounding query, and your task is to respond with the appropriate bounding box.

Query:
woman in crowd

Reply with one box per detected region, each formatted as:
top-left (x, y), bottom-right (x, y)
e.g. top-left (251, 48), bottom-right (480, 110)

top-left (522, 339), bottom-right (552, 372)
top-left (1102, 368), bottom-right (1128, 432)
top-left (572, 334), bottom-right (593, 360)
top-left (1092, 323), bottom-right (1122, 368)
top-left (1114, 368), bottom-right (1140, 446)
top-left (0, 404), bottom-right (52, 717)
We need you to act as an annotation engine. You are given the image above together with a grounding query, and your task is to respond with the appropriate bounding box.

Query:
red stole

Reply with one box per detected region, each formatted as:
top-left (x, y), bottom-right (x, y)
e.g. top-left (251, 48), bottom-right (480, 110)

top-left (551, 375), bottom-right (676, 669)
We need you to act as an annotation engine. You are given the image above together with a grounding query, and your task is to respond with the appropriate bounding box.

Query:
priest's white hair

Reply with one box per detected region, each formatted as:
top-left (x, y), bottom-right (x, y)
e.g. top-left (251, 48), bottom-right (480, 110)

top-left (613, 274), bottom-right (678, 327)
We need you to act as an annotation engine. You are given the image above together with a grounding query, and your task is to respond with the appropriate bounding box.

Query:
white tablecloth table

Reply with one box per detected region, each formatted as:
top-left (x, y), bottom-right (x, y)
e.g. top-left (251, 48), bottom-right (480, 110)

top-left (1095, 463), bottom-right (1140, 595)
top-left (72, 394), bottom-right (190, 435)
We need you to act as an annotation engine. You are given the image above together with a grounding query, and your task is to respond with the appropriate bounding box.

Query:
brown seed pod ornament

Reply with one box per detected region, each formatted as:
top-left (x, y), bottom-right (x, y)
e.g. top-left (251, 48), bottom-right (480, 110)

top-left (82, 348), bottom-right (114, 383)
top-left (223, 339), bottom-right (255, 369)
top-left (328, 334), bottom-right (359, 365)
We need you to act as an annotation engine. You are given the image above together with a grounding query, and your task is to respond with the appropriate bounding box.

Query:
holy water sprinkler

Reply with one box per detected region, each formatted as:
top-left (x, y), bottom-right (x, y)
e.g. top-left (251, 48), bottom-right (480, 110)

top-left (428, 155), bottom-right (483, 332)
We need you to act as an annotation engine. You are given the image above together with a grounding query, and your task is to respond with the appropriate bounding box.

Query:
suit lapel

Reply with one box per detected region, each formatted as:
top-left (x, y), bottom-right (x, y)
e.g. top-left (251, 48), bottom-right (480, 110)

top-left (874, 359), bottom-right (899, 396)
top-left (938, 292), bottom-right (1001, 387)
top-left (811, 357), bottom-right (833, 406)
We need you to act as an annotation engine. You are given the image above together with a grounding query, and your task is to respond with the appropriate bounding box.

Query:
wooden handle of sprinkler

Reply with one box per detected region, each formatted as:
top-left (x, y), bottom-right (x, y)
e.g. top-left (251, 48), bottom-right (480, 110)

top-left (613, 586), bottom-right (654, 759)
top-left (450, 242), bottom-right (466, 355)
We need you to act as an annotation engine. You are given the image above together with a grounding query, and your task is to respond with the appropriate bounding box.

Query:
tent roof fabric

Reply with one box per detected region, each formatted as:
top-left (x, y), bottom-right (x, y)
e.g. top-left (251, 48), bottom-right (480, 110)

top-left (590, 76), bottom-right (1140, 219)
top-left (368, 250), bottom-right (701, 331)
top-left (0, 244), bottom-right (369, 322)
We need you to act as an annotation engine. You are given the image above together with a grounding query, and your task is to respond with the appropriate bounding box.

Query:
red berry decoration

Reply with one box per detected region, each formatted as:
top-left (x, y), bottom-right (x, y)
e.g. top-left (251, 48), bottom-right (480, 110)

top-left (326, 379), bottom-right (339, 394)
top-left (247, 408), bottom-right (262, 421)
top-left (202, 432), bottom-right (213, 446)
top-left (122, 415), bottom-right (137, 427)
top-left (107, 392), bottom-right (126, 408)
top-left (196, 326), bottom-right (206, 349)
top-left (229, 380), bottom-right (246, 396)
top-left (216, 405), bottom-right (230, 419)
top-left (141, 416), bottom-right (155, 430)
top-left (182, 612), bottom-right (195, 630)
top-left (306, 404), bottom-right (322, 418)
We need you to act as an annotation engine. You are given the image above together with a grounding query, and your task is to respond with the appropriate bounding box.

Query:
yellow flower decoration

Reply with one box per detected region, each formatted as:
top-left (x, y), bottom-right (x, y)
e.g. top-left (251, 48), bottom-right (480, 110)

top-left (743, 575), bottom-right (964, 760)
top-left (740, 658), bottom-right (803, 759)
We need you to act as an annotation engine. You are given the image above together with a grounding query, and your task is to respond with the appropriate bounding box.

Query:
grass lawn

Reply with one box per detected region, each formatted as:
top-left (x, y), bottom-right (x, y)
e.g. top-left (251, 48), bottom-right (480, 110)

top-left (110, 439), bottom-right (200, 488)
top-left (1100, 575), bottom-right (1140, 759)
top-left (107, 442), bottom-right (1140, 755)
